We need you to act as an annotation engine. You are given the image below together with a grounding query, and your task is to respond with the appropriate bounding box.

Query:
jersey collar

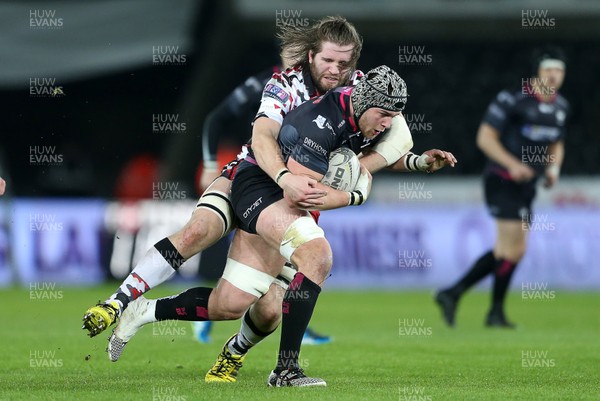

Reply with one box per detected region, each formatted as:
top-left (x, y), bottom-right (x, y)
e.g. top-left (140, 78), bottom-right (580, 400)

top-left (338, 86), bottom-right (358, 132)
top-left (302, 67), bottom-right (321, 98)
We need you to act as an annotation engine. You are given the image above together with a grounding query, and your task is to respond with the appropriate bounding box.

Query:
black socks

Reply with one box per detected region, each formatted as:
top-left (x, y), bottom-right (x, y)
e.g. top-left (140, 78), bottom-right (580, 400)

top-left (155, 287), bottom-right (212, 321)
top-left (276, 273), bottom-right (321, 372)
top-left (491, 259), bottom-right (518, 315)
top-left (447, 250), bottom-right (496, 298)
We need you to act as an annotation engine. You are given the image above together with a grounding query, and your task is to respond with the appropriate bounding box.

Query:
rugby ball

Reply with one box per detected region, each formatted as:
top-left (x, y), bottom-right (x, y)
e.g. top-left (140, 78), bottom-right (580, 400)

top-left (321, 148), bottom-right (360, 191)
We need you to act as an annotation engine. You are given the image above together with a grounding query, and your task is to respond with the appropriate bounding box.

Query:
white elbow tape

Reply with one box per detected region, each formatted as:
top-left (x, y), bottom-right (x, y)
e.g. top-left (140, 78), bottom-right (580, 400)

top-left (280, 216), bottom-right (325, 262)
top-left (371, 115), bottom-right (414, 166)
top-left (221, 258), bottom-right (275, 298)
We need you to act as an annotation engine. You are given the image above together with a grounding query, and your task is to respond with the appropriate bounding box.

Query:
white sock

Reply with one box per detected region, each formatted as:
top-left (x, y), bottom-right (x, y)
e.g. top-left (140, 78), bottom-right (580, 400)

top-left (228, 310), bottom-right (273, 355)
top-left (108, 246), bottom-right (176, 307)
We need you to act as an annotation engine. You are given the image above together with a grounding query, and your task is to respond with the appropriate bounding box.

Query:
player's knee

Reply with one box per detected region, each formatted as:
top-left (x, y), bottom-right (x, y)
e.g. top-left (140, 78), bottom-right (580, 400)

top-left (177, 211), bottom-right (223, 253)
top-left (195, 188), bottom-right (234, 236)
top-left (496, 243), bottom-right (526, 263)
top-left (253, 302), bottom-right (282, 328)
top-left (217, 303), bottom-right (247, 321)
top-left (294, 238), bottom-right (333, 282)
top-left (307, 238), bottom-right (333, 272)
top-left (182, 216), bottom-right (212, 242)
top-left (279, 216), bottom-right (331, 280)
top-left (172, 223), bottom-right (209, 257)
top-left (218, 258), bottom-right (274, 320)
top-left (210, 287), bottom-right (253, 321)
top-left (508, 237), bottom-right (527, 261)
top-left (509, 246), bottom-right (526, 263)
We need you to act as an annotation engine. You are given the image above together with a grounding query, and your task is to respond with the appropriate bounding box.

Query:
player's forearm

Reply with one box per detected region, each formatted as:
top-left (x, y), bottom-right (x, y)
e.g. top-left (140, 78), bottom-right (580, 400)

top-left (305, 182), bottom-right (354, 211)
top-left (387, 153), bottom-right (410, 172)
top-left (361, 149), bottom-right (414, 173)
top-left (359, 149), bottom-right (388, 174)
top-left (546, 140), bottom-right (564, 178)
top-left (285, 157), bottom-right (366, 210)
top-left (547, 141), bottom-right (564, 168)
top-left (251, 118), bottom-right (286, 181)
top-left (479, 138), bottom-right (522, 170)
top-left (476, 123), bottom-right (522, 170)
top-left (387, 152), bottom-right (439, 173)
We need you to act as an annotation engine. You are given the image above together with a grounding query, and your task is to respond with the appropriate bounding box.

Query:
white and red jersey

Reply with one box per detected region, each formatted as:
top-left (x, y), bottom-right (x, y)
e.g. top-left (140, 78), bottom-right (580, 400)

top-left (255, 66), bottom-right (364, 125)
top-left (220, 66), bottom-right (363, 180)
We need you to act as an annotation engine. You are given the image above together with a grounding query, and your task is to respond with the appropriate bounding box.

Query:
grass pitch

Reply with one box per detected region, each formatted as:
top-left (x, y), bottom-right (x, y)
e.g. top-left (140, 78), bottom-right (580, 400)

top-left (0, 285), bottom-right (597, 400)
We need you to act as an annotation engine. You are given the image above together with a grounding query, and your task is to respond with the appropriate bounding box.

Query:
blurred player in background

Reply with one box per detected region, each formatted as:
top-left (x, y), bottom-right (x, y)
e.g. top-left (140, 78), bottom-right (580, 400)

top-left (0, 177), bottom-right (5, 196)
top-left (435, 46), bottom-right (568, 328)
top-left (193, 60), bottom-right (332, 346)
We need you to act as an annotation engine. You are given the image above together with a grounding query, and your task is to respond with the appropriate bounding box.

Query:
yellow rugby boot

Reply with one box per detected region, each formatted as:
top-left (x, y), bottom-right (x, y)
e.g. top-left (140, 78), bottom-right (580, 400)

top-left (82, 300), bottom-right (120, 337)
top-left (205, 335), bottom-right (246, 383)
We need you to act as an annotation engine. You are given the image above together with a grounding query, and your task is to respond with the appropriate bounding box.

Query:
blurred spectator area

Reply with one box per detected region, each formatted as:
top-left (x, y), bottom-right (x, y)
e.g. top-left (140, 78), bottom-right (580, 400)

top-left (1, 0), bottom-right (599, 197)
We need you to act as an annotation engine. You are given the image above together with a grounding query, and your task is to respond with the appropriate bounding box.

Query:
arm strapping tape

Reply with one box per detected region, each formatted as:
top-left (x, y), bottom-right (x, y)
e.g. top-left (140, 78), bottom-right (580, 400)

top-left (371, 115), bottom-right (414, 166)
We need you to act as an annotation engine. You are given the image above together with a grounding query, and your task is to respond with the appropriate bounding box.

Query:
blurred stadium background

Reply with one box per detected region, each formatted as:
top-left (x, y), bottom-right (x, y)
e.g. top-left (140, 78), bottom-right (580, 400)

top-left (1, 0), bottom-right (598, 290)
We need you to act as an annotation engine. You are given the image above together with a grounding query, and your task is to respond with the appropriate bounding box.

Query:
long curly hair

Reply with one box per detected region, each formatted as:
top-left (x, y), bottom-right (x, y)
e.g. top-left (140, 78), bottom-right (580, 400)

top-left (278, 16), bottom-right (362, 72)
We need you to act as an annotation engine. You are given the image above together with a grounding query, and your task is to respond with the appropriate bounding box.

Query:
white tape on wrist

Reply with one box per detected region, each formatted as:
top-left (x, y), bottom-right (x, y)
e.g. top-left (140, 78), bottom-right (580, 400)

top-left (348, 169), bottom-right (370, 206)
top-left (275, 168), bottom-right (290, 185)
top-left (403, 153), bottom-right (430, 172)
top-left (415, 154), bottom-right (430, 171)
top-left (546, 164), bottom-right (560, 178)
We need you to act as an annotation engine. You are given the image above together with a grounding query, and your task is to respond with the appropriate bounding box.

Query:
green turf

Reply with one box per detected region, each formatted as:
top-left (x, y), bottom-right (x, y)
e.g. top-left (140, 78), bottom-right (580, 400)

top-left (0, 285), bottom-right (598, 400)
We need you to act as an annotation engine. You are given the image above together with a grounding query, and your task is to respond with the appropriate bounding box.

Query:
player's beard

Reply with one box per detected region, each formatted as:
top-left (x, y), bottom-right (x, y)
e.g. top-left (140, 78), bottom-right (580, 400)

top-left (309, 63), bottom-right (348, 94)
